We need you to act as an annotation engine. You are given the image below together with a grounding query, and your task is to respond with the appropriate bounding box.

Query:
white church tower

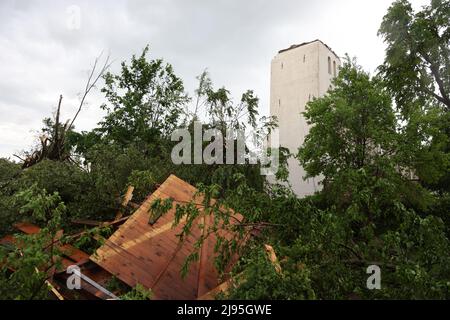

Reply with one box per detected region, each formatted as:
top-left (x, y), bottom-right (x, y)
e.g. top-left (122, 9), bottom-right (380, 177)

top-left (270, 40), bottom-right (340, 197)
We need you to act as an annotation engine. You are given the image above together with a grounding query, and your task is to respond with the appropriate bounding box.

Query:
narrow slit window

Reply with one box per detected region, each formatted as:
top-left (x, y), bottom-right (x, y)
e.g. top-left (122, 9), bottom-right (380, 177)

top-left (328, 56), bottom-right (331, 74)
top-left (333, 61), bottom-right (337, 77)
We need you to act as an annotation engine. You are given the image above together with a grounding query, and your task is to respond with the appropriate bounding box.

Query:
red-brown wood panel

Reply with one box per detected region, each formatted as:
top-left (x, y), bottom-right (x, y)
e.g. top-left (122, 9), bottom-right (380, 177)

top-left (90, 175), bottom-right (242, 299)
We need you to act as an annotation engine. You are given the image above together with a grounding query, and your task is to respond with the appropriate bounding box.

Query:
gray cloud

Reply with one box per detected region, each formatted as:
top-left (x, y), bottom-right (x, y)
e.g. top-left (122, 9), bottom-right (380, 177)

top-left (0, 0), bottom-right (429, 158)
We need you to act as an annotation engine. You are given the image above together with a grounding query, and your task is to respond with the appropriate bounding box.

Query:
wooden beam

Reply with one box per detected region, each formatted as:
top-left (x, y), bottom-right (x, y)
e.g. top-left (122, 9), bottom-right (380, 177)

top-left (41, 269), bottom-right (64, 300)
top-left (197, 273), bottom-right (244, 300)
top-left (115, 186), bottom-right (134, 220)
top-left (71, 219), bottom-right (104, 227)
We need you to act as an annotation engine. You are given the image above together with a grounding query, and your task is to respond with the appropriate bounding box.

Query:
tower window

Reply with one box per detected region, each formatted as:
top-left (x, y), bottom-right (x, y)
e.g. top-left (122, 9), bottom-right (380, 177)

top-left (333, 61), bottom-right (337, 77)
top-left (328, 56), bottom-right (331, 74)
top-left (303, 55), bottom-right (306, 63)
top-left (281, 62), bottom-right (284, 69)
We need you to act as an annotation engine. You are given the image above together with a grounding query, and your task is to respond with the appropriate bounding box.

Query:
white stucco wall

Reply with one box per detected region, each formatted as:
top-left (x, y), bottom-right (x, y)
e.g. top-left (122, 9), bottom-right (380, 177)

top-left (269, 40), bottom-right (340, 197)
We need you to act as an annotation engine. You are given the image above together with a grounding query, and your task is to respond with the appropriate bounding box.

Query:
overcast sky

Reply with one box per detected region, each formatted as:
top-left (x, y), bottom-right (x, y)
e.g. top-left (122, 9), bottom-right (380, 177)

top-left (0, 0), bottom-right (429, 158)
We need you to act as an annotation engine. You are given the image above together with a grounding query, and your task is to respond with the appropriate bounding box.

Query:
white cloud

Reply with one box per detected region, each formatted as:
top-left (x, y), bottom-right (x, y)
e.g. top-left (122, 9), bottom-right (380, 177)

top-left (0, 0), bottom-right (430, 158)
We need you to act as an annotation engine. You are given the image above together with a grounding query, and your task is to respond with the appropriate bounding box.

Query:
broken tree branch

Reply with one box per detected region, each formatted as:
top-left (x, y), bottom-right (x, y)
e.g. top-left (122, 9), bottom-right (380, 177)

top-left (67, 52), bottom-right (112, 132)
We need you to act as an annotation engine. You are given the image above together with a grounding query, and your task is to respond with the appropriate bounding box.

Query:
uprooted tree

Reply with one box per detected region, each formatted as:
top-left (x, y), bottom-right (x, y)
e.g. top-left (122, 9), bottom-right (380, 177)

top-left (15, 54), bottom-right (111, 169)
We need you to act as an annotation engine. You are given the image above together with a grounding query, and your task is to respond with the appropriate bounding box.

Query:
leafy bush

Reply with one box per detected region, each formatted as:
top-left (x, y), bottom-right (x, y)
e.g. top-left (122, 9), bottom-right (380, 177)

top-left (228, 247), bottom-right (316, 300)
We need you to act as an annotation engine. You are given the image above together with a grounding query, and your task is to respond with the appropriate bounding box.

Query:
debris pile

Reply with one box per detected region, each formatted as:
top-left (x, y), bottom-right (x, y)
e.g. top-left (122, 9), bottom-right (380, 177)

top-left (1, 175), bottom-right (248, 300)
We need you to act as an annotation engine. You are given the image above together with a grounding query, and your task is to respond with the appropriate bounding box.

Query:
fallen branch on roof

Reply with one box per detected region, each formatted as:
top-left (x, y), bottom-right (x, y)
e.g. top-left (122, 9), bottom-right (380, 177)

top-left (115, 185), bottom-right (135, 220)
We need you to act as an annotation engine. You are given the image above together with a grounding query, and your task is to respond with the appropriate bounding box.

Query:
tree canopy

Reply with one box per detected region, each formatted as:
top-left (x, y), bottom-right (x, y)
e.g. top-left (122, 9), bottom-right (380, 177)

top-left (0, 0), bottom-right (449, 300)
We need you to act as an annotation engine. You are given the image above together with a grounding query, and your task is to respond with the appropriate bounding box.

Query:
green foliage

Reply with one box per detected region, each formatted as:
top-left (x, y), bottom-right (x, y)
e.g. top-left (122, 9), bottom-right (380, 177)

top-left (84, 144), bottom-right (159, 211)
top-left (290, 57), bottom-right (449, 299)
top-left (0, 158), bottom-right (21, 182)
top-left (0, 232), bottom-right (53, 300)
top-left (0, 159), bottom-right (22, 235)
top-left (174, 70), bottom-right (277, 193)
top-left (99, 45), bottom-right (189, 148)
top-left (149, 198), bottom-right (173, 225)
top-left (149, 180), bottom-right (252, 279)
top-left (105, 276), bottom-right (126, 293)
top-left (1, 21), bottom-right (449, 300)
top-left (228, 247), bottom-right (316, 300)
top-left (378, 0), bottom-right (450, 112)
top-left (12, 159), bottom-right (124, 223)
top-left (128, 170), bottom-right (158, 202)
top-left (190, 50), bottom-right (448, 300)
top-left (380, 210), bottom-right (450, 299)
top-left (379, 0), bottom-right (450, 193)
top-left (19, 161), bottom-right (93, 219)
top-left (74, 225), bottom-right (113, 254)
top-left (120, 283), bottom-right (152, 300)
top-left (299, 57), bottom-right (398, 180)
top-left (189, 69), bottom-right (275, 133)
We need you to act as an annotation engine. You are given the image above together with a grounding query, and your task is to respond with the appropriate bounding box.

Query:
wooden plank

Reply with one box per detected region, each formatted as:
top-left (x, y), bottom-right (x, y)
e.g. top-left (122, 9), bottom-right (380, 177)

top-left (37, 267), bottom-right (64, 300)
top-left (109, 215), bottom-right (132, 226)
top-left (14, 222), bottom-right (41, 235)
top-left (115, 185), bottom-right (134, 220)
top-left (47, 279), bottom-right (65, 300)
top-left (57, 257), bottom-right (79, 273)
